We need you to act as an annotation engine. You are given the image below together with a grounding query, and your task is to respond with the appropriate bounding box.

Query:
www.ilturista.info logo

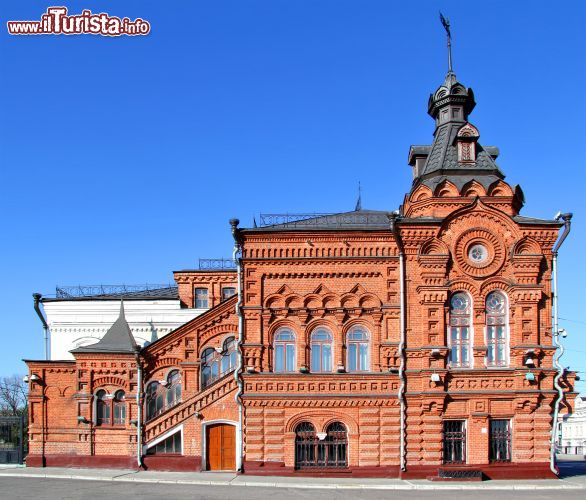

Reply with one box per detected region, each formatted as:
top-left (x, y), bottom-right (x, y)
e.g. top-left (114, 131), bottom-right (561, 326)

top-left (7, 7), bottom-right (150, 36)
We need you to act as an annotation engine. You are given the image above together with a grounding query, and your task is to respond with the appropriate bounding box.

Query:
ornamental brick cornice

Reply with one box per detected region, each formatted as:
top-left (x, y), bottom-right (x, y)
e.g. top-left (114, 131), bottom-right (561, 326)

top-left (242, 398), bottom-right (398, 408)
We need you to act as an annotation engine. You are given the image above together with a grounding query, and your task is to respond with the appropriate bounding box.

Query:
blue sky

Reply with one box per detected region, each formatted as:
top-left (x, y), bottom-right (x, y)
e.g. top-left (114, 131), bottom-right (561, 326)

top-left (0, 1), bottom-right (585, 391)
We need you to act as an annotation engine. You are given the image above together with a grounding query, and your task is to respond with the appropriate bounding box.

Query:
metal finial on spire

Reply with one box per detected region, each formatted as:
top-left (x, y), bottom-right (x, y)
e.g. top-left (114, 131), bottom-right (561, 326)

top-left (355, 181), bottom-right (362, 211)
top-left (439, 12), bottom-right (453, 74)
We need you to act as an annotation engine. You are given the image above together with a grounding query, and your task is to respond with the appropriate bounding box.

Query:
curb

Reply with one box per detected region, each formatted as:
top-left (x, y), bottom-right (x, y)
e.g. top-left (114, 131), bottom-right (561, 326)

top-left (0, 471), bottom-right (585, 490)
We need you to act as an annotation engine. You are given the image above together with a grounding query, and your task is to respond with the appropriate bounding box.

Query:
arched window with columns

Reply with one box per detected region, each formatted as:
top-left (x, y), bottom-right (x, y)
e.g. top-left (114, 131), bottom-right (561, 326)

top-left (485, 291), bottom-right (509, 367)
top-left (274, 328), bottom-right (296, 372)
top-left (346, 326), bottom-right (369, 372)
top-left (310, 327), bottom-right (333, 373)
top-left (448, 292), bottom-right (472, 368)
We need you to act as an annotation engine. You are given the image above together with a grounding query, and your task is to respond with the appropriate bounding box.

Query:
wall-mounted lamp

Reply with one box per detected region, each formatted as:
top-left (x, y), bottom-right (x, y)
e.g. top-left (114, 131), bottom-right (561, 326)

top-left (23, 375), bottom-right (29, 383)
top-left (525, 357), bottom-right (535, 367)
top-left (525, 372), bottom-right (536, 382)
top-left (430, 373), bottom-right (441, 383)
top-left (431, 348), bottom-right (441, 357)
top-left (130, 419), bottom-right (138, 426)
top-left (194, 412), bottom-right (203, 420)
top-left (299, 366), bottom-right (309, 374)
top-left (77, 416), bottom-right (89, 424)
top-left (558, 328), bottom-right (568, 338)
top-left (246, 366), bottom-right (256, 374)
top-left (30, 374), bottom-right (41, 382)
top-left (337, 365), bottom-right (346, 373)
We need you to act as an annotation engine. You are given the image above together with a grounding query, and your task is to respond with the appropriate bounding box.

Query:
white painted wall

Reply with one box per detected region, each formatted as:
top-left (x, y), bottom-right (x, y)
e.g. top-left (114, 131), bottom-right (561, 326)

top-left (558, 395), bottom-right (586, 453)
top-left (43, 299), bottom-right (206, 360)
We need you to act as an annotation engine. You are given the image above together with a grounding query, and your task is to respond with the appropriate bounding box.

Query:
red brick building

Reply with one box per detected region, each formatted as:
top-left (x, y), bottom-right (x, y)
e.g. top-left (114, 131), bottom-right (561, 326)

top-left (25, 67), bottom-right (576, 479)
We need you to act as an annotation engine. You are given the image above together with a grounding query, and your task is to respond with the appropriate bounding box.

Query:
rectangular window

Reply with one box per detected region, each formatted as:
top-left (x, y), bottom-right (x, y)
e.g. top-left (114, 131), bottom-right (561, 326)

top-left (146, 431), bottom-right (182, 455)
top-left (489, 419), bottom-right (511, 462)
top-left (487, 325), bottom-right (507, 367)
top-left (443, 420), bottom-right (466, 464)
top-left (449, 326), bottom-right (470, 368)
top-left (221, 287), bottom-right (236, 301)
top-left (194, 288), bottom-right (209, 308)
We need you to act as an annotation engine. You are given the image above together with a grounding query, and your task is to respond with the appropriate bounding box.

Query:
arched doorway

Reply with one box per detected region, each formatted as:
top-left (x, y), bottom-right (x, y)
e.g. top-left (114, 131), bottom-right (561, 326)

top-left (206, 423), bottom-right (236, 471)
top-left (294, 421), bottom-right (348, 469)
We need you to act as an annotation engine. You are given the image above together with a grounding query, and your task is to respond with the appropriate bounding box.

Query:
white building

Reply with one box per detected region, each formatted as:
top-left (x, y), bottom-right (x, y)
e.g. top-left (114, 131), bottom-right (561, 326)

top-left (40, 285), bottom-right (203, 360)
top-left (558, 394), bottom-right (586, 455)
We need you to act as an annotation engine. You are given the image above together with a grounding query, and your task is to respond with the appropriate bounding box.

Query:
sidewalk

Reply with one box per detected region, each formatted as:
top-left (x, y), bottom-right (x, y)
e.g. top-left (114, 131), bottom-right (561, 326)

top-left (1, 466), bottom-right (586, 490)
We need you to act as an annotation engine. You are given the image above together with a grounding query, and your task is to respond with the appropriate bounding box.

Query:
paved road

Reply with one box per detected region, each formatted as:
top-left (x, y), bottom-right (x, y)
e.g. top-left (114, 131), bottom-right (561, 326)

top-left (0, 478), bottom-right (584, 500)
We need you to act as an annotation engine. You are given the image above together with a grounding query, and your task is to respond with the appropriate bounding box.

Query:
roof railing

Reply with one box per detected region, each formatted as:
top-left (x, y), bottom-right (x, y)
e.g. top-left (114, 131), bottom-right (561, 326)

top-left (198, 258), bottom-right (237, 270)
top-left (55, 284), bottom-right (176, 298)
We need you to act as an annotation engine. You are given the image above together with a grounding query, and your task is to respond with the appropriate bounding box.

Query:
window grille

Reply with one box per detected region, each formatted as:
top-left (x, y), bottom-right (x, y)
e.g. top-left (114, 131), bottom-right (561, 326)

top-left (443, 420), bottom-right (466, 464)
top-left (489, 419), bottom-right (511, 462)
top-left (294, 422), bottom-right (347, 469)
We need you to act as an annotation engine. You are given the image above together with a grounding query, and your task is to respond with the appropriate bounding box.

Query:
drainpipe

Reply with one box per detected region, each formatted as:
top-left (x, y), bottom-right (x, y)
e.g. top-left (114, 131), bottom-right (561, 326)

top-left (33, 293), bottom-right (49, 360)
top-left (230, 218), bottom-right (244, 472)
top-left (135, 346), bottom-right (143, 469)
top-left (389, 212), bottom-right (407, 472)
top-left (550, 212), bottom-right (572, 476)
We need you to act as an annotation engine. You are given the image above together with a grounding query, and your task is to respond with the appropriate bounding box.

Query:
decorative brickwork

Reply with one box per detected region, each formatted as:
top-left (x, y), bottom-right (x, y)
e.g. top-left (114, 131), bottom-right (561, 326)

top-left (25, 66), bottom-right (576, 479)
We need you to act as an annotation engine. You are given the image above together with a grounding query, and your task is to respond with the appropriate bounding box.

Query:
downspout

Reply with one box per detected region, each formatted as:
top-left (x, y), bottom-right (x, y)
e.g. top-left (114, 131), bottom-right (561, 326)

top-left (135, 346), bottom-right (143, 469)
top-left (230, 218), bottom-right (244, 472)
top-left (389, 212), bottom-right (407, 472)
top-left (550, 212), bottom-right (572, 475)
top-left (33, 293), bottom-right (49, 360)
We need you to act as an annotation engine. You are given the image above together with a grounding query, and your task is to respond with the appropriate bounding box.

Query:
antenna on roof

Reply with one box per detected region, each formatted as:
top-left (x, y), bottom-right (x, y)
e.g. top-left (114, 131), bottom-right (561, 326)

top-left (355, 181), bottom-right (362, 211)
top-left (439, 12), bottom-right (453, 74)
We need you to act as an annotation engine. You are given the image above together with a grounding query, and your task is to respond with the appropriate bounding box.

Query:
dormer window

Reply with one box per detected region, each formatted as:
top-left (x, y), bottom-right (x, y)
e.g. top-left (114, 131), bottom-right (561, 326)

top-left (456, 123), bottom-right (480, 164)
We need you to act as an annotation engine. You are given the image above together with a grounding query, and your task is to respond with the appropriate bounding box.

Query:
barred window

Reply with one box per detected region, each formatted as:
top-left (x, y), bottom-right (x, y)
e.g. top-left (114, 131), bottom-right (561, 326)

top-left (448, 293), bottom-right (472, 368)
top-left (486, 291), bottom-right (508, 367)
top-left (443, 420), bottom-right (466, 464)
top-left (489, 419), bottom-right (511, 462)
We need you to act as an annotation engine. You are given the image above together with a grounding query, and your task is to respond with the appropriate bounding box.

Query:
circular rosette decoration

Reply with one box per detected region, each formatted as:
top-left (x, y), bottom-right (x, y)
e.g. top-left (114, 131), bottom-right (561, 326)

top-left (454, 228), bottom-right (505, 277)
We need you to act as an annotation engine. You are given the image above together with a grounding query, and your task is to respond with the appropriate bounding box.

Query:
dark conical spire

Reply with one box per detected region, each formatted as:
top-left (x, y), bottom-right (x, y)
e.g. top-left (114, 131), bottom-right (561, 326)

top-left (71, 300), bottom-right (138, 354)
top-left (406, 16), bottom-right (504, 194)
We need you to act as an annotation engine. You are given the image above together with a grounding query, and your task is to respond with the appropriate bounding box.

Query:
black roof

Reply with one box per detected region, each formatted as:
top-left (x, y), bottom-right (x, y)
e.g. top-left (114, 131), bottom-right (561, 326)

top-left (70, 301), bottom-right (138, 354)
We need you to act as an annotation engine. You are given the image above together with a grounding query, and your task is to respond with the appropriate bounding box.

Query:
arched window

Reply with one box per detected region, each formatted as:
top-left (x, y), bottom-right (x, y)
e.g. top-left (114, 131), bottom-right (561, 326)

top-left (146, 381), bottom-right (164, 420)
top-left (346, 326), bottom-right (369, 372)
top-left (295, 422), bottom-right (317, 469)
top-left (448, 292), bottom-right (472, 368)
top-left (324, 422), bottom-right (348, 468)
top-left (221, 337), bottom-right (237, 374)
top-left (486, 291), bottom-right (508, 367)
top-left (310, 328), bottom-right (333, 373)
top-left (274, 329), bottom-right (296, 372)
top-left (201, 337), bottom-right (238, 389)
top-left (294, 421), bottom-right (348, 469)
top-left (113, 390), bottom-right (126, 425)
top-left (96, 390), bottom-right (110, 426)
top-left (166, 370), bottom-right (182, 407)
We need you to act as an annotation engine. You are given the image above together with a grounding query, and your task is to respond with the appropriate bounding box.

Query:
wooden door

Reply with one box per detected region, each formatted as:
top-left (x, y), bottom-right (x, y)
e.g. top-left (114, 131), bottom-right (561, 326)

top-left (206, 424), bottom-right (236, 470)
